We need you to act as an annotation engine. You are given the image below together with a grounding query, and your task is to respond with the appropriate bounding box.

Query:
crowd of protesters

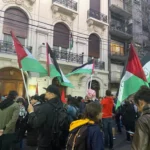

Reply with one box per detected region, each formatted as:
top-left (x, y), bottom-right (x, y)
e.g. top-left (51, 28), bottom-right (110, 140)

top-left (0, 85), bottom-right (150, 150)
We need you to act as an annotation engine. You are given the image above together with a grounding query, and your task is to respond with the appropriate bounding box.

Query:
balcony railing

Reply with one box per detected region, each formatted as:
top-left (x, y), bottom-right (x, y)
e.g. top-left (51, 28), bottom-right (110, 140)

top-left (53, 48), bottom-right (84, 64)
top-left (0, 41), bottom-right (105, 70)
top-left (111, 50), bottom-right (124, 56)
top-left (88, 57), bottom-right (105, 70)
top-left (110, 0), bottom-right (132, 15)
top-left (87, 9), bottom-right (107, 23)
top-left (110, 20), bottom-right (132, 35)
top-left (52, 0), bottom-right (77, 11)
top-left (0, 41), bottom-right (15, 54)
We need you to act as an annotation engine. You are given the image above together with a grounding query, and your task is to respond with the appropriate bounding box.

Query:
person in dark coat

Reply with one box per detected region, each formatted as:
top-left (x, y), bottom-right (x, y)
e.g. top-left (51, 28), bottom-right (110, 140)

top-left (28, 85), bottom-right (68, 150)
top-left (67, 102), bottom-right (104, 150)
top-left (121, 100), bottom-right (137, 141)
top-left (26, 95), bottom-right (42, 150)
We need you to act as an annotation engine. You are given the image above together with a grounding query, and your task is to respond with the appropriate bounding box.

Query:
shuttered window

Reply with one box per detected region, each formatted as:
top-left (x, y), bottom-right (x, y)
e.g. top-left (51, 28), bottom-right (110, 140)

top-left (3, 8), bottom-right (28, 38)
top-left (4, 34), bottom-right (25, 46)
top-left (53, 23), bottom-right (69, 49)
top-left (90, 0), bottom-right (100, 11)
top-left (88, 34), bottom-right (100, 58)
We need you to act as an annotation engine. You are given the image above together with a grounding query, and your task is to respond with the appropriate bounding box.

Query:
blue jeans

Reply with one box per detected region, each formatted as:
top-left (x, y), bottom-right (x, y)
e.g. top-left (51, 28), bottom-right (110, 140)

top-left (102, 118), bottom-right (113, 148)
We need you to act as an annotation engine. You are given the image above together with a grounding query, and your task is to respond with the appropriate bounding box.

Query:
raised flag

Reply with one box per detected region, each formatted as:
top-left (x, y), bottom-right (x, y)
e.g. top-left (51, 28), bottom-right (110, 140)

top-left (141, 52), bottom-right (150, 83)
top-left (116, 44), bottom-right (148, 109)
top-left (66, 59), bottom-right (95, 77)
top-left (11, 31), bottom-right (47, 74)
top-left (46, 43), bottom-right (61, 78)
top-left (61, 88), bottom-right (66, 103)
top-left (69, 32), bottom-right (73, 50)
top-left (46, 43), bottom-right (74, 88)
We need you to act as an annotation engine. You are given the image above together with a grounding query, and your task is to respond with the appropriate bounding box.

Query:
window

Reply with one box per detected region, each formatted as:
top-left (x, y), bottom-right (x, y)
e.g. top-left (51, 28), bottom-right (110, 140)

top-left (111, 40), bottom-right (124, 56)
top-left (3, 8), bottom-right (28, 39)
top-left (134, 0), bottom-right (140, 4)
top-left (4, 34), bottom-right (25, 46)
top-left (88, 34), bottom-right (100, 58)
top-left (53, 23), bottom-right (70, 49)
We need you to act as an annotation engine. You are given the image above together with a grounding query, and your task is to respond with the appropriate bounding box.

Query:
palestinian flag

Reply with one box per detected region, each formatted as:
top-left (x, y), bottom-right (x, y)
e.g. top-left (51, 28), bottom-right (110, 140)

top-left (61, 88), bottom-right (66, 103)
top-left (69, 32), bottom-right (73, 50)
top-left (46, 43), bottom-right (61, 78)
top-left (11, 31), bottom-right (47, 74)
top-left (46, 43), bottom-right (74, 88)
top-left (116, 44), bottom-right (148, 109)
top-left (141, 52), bottom-right (150, 83)
top-left (66, 59), bottom-right (95, 77)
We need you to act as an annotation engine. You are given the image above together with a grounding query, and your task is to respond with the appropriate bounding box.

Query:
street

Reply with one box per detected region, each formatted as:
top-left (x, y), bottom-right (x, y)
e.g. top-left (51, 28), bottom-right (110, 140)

top-left (113, 130), bottom-right (131, 150)
top-left (23, 129), bottom-right (132, 150)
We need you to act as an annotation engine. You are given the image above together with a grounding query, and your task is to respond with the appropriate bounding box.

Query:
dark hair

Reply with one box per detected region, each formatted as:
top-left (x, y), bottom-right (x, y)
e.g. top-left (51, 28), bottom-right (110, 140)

top-left (39, 94), bottom-right (46, 103)
top-left (17, 97), bottom-right (26, 106)
top-left (134, 86), bottom-right (150, 104)
top-left (8, 91), bottom-right (18, 99)
top-left (106, 90), bottom-right (111, 96)
top-left (84, 102), bottom-right (102, 122)
top-left (77, 96), bottom-right (83, 102)
top-left (68, 96), bottom-right (78, 106)
top-left (31, 95), bottom-right (40, 101)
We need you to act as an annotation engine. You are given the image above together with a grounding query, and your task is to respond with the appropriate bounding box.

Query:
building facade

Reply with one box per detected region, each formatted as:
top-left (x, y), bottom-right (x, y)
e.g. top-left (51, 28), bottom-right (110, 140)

top-left (133, 0), bottom-right (150, 58)
top-left (0, 0), bottom-right (109, 98)
top-left (109, 0), bottom-right (132, 95)
top-left (109, 0), bottom-right (150, 95)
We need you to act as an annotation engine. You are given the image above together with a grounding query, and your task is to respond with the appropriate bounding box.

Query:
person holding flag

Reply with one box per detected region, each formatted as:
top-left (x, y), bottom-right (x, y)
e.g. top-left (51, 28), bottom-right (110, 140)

top-left (11, 31), bottom-right (47, 103)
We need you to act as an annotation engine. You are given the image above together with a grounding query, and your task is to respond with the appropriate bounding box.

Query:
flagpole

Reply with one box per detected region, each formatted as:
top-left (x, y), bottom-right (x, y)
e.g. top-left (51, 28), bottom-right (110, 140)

top-left (89, 58), bottom-right (95, 89)
top-left (20, 68), bottom-right (30, 104)
top-left (89, 74), bottom-right (93, 89)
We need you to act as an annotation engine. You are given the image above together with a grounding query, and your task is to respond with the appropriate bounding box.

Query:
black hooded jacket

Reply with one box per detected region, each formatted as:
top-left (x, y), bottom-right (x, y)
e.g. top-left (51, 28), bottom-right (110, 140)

top-left (28, 97), bottom-right (64, 149)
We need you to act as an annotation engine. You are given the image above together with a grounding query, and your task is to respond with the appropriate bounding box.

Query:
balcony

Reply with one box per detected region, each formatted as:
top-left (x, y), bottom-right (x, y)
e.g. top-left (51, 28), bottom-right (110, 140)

top-left (88, 57), bottom-right (105, 70)
top-left (51, 0), bottom-right (78, 20)
top-left (110, 22), bottom-right (132, 40)
top-left (53, 48), bottom-right (84, 64)
top-left (87, 9), bottom-right (108, 29)
top-left (110, 0), bottom-right (132, 19)
top-left (0, 41), bottom-right (15, 54)
top-left (110, 50), bottom-right (127, 63)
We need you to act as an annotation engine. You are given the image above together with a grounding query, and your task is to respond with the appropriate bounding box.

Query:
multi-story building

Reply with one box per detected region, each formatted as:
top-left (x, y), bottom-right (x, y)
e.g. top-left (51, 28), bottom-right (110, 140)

top-left (0, 0), bottom-right (109, 98)
top-left (108, 0), bottom-right (132, 94)
top-left (133, 0), bottom-right (150, 58)
top-left (109, 0), bottom-right (150, 94)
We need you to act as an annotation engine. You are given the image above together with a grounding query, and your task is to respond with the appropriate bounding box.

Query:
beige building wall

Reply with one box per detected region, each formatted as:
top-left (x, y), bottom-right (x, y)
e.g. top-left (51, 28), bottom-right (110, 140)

top-left (0, 0), bottom-right (109, 97)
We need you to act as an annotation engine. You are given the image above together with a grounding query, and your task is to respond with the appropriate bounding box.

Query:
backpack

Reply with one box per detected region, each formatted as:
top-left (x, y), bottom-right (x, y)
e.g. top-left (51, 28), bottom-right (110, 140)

top-left (48, 102), bottom-right (69, 149)
top-left (66, 124), bottom-right (88, 150)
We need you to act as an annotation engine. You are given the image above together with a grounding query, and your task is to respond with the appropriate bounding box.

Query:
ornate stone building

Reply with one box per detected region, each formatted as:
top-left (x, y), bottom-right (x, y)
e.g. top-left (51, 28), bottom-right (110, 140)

top-left (0, 0), bottom-right (109, 97)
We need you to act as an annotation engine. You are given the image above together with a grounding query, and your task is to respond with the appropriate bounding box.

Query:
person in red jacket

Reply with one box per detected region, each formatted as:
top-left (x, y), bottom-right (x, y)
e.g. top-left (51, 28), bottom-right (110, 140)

top-left (101, 90), bottom-right (114, 150)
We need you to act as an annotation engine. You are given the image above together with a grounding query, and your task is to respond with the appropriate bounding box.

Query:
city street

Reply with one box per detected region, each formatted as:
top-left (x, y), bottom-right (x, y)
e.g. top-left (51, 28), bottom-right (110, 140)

top-left (113, 130), bottom-right (131, 150)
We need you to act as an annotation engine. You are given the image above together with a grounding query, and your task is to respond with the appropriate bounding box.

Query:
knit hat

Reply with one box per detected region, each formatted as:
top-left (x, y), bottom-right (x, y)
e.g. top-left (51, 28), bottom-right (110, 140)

top-left (44, 85), bottom-right (60, 97)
